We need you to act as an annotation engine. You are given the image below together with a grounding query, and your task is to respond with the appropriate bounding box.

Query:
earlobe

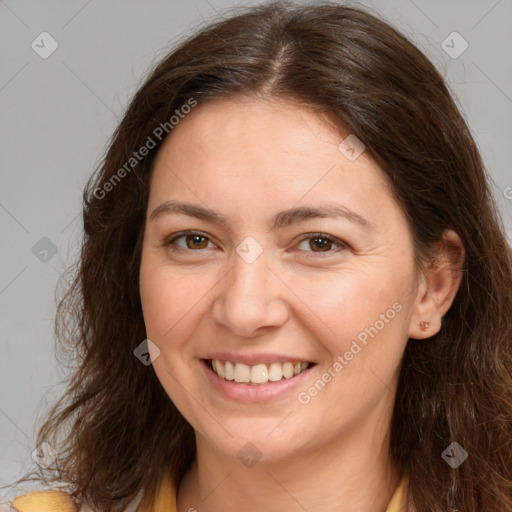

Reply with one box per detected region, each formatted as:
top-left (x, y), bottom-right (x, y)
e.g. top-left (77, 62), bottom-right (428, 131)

top-left (419, 321), bottom-right (430, 331)
top-left (408, 229), bottom-right (465, 340)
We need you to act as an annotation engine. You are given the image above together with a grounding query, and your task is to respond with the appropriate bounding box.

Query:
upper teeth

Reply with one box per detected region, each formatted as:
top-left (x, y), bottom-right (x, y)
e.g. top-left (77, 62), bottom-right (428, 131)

top-left (210, 360), bottom-right (310, 384)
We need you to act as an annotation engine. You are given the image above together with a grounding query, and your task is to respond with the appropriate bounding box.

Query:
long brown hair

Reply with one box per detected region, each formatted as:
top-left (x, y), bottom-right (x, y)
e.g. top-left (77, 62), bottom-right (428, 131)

top-left (11, 2), bottom-right (512, 511)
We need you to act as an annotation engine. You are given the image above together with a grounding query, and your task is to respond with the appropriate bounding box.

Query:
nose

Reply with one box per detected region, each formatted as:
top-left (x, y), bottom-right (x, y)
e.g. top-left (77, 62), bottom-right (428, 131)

top-left (211, 249), bottom-right (289, 338)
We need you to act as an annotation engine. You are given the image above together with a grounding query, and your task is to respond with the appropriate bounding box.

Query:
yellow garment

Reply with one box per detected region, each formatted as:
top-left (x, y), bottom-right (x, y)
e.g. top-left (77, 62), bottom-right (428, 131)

top-left (11, 473), bottom-right (410, 511)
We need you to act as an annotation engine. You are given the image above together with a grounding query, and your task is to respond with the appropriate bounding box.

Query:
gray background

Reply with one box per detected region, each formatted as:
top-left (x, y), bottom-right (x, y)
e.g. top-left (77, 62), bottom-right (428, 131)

top-left (1, 0), bottom-right (511, 502)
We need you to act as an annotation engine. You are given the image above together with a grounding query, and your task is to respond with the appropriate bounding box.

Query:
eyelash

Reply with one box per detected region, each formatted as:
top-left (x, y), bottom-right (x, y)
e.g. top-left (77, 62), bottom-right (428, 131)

top-left (163, 230), bottom-right (348, 257)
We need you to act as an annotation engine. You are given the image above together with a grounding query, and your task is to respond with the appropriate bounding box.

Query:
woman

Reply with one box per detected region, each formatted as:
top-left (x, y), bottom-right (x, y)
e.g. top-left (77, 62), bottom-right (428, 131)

top-left (8, 2), bottom-right (512, 511)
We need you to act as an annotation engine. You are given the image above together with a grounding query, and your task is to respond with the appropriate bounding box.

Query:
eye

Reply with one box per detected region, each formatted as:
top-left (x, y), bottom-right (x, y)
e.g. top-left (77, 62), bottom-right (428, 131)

top-left (164, 230), bottom-right (216, 252)
top-left (296, 233), bottom-right (348, 256)
top-left (163, 230), bottom-right (348, 257)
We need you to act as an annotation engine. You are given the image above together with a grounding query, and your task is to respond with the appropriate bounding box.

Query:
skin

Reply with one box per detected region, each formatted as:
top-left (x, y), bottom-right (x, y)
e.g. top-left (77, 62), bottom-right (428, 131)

top-left (139, 96), bottom-right (464, 512)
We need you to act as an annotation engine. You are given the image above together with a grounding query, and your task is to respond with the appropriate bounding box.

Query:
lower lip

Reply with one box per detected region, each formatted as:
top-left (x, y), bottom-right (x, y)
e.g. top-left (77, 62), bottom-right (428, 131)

top-left (201, 359), bottom-right (315, 403)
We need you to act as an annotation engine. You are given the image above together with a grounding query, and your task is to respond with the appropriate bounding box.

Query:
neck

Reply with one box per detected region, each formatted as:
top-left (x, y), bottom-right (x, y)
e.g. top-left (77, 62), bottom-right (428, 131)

top-left (177, 413), bottom-right (401, 512)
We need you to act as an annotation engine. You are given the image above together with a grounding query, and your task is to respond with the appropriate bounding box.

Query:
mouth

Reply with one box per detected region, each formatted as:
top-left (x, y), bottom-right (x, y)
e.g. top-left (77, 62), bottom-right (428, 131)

top-left (202, 358), bottom-right (315, 386)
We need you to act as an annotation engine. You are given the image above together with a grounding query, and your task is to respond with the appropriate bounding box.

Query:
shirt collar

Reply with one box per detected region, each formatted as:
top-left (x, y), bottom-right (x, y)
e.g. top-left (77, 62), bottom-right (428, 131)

top-left (141, 472), bottom-right (410, 512)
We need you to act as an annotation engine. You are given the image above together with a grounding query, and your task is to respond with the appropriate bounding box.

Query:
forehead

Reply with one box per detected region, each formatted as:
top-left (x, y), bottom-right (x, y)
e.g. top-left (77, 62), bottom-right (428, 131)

top-left (165, 95), bottom-right (342, 147)
top-left (148, 96), bottom-right (398, 229)
top-left (153, 96), bottom-right (387, 183)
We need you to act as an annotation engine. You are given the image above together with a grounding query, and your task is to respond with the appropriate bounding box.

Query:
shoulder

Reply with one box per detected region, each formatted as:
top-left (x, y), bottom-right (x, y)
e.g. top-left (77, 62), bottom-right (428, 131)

top-left (10, 489), bottom-right (79, 511)
top-left (9, 488), bottom-right (142, 512)
top-left (386, 473), bottom-right (411, 512)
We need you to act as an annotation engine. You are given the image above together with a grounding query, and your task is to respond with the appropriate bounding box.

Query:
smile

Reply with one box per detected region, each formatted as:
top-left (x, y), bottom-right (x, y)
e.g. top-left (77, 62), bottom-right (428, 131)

top-left (208, 359), bottom-right (311, 385)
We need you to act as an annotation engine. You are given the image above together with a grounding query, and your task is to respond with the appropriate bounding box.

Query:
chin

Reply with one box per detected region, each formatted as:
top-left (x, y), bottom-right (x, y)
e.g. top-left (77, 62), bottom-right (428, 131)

top-left (201, 425), bottom-right (304, 465)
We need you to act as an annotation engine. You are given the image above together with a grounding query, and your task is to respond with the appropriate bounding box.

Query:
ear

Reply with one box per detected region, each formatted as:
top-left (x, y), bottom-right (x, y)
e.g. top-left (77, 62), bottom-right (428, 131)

top-left (408, 229), bottom-right (465, 340)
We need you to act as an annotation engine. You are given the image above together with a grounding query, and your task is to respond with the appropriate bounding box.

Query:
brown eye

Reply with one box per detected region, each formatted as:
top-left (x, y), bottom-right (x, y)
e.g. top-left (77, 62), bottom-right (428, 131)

top-left (296, 233), bottom-right (347, 256)
top-left (185, 234), bottom-right (209, 249)
top-left (164, 231), bottom-right (215, 252)
top-left (309, 236), bottom-right (333, 252)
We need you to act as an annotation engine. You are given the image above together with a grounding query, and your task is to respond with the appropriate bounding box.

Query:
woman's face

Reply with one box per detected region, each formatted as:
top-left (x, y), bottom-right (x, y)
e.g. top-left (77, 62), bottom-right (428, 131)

top-left (139, 96), bottom-right (422, 463)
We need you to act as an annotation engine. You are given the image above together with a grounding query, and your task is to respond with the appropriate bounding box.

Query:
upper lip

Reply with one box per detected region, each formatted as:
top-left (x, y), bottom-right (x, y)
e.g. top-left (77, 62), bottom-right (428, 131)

top-left (202, 352), bottom-right (316, 366)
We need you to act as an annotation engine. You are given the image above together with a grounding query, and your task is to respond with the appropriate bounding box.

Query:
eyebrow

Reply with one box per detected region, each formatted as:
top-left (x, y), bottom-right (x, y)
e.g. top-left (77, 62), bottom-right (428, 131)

top-left (149, 200), bottom-right (374, 231)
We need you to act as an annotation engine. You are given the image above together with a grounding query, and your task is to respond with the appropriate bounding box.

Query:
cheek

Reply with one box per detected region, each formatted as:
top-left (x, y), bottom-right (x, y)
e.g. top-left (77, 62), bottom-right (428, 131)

top-left (295, 272), bottom-right (409, 406)
top-left (296, 267), bottom-right (408, 346)
top-left (139, 264), bottom-right (202, 343)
